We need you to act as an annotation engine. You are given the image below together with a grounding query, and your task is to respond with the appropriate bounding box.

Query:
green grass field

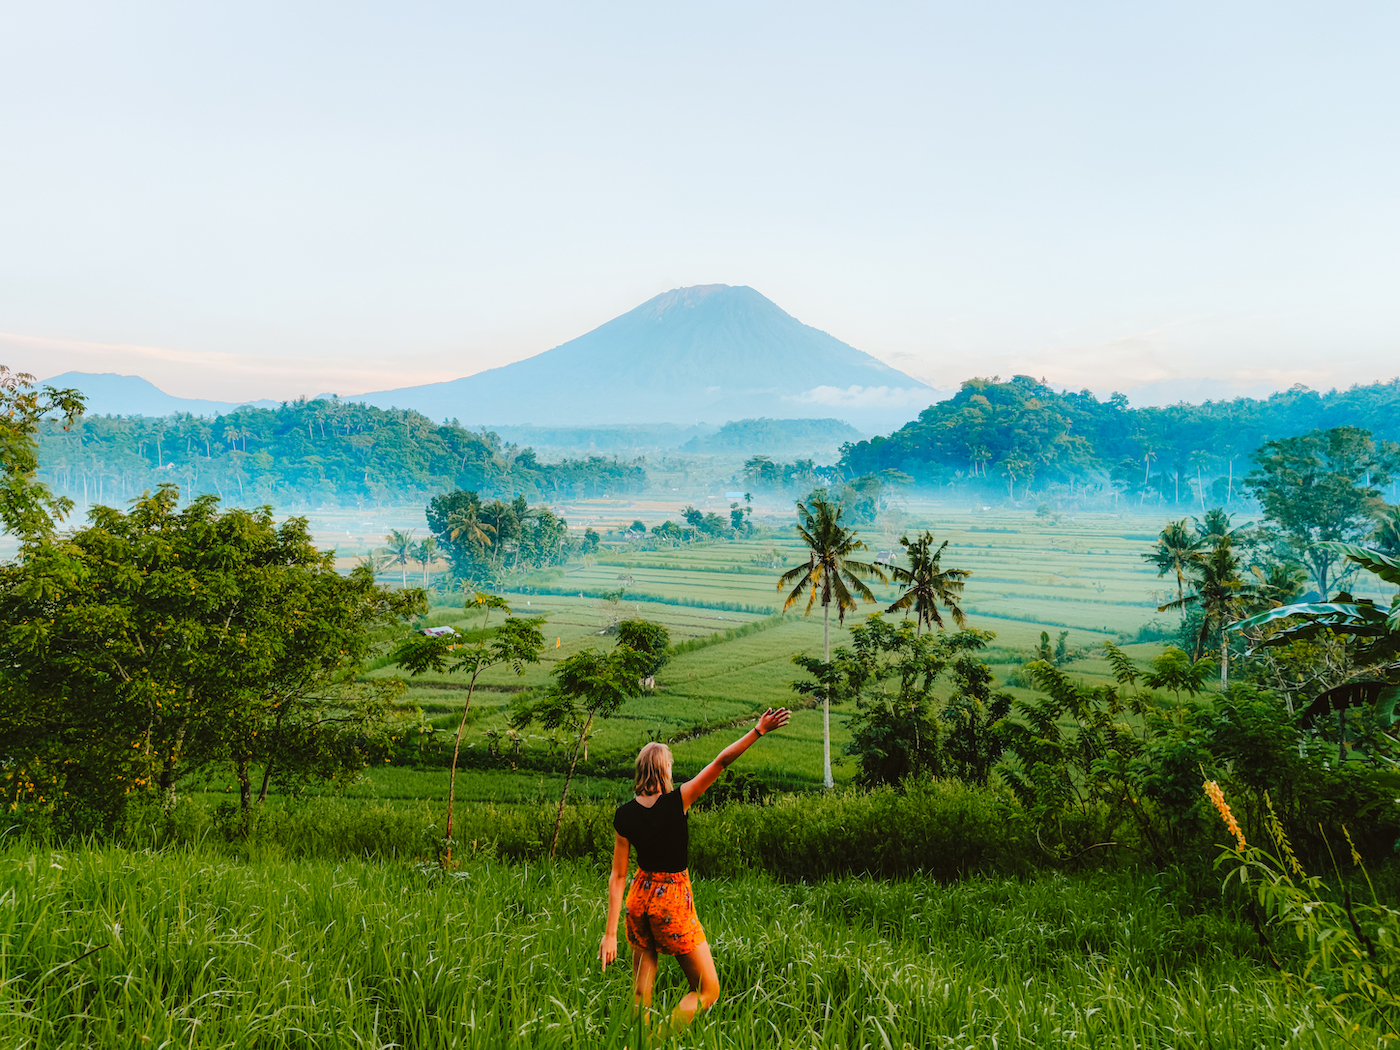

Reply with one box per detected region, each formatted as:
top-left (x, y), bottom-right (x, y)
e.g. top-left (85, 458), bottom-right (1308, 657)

top-left (322, 507), bottom-right (1185, 807)
top-left (26, 505), bottom-right (1377, 1049)
top-left (1, 843), bottom-right (1383, 1049)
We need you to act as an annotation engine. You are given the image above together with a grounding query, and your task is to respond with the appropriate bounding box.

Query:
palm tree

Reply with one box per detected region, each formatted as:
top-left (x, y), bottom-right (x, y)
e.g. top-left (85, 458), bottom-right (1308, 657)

top-left (885, 531), bottom-right (970, 635)
top-left (1142, 519), bottom-right (1201, 608)
top-left (778, 496), bottom-right (887, 788)
top-left (1159, 534), bottom-right (1262, 689)
top-left (416, 535), bottom-right (439, 587)
top-left (384, 529), bottom-right (416, 587)
top-left (447, 505), bottom-right (496, 551)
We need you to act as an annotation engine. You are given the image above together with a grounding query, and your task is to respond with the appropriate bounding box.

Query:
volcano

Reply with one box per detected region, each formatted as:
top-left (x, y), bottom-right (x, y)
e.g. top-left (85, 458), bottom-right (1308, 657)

top-left (355, 285), bottom-right (938, 431)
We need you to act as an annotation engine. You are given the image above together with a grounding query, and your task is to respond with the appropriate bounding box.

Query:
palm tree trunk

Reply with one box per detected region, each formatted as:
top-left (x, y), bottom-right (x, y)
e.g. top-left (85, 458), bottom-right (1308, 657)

top-left (822, 602), bottom-right (833, 789)
top-left (1220, 638), bottom-right (1228, 691)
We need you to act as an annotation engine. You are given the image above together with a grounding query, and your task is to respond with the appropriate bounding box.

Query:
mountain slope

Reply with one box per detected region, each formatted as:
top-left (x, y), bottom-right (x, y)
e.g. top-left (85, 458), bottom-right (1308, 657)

top-left (38, 372), bottom-right (280, 417)
top-left (355, 285), bottom-right (939, 430)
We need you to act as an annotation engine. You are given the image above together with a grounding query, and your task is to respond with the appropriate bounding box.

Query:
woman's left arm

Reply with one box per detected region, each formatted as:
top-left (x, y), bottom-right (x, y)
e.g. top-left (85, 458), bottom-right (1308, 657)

top-left (598, 833), bottom-right (629, 969)
top-left (680, 707), bottom-right (791, 811)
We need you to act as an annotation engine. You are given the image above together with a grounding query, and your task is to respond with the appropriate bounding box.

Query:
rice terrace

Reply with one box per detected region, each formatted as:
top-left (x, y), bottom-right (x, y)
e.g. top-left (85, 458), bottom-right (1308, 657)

top-left (6, 7), bottom-right (1400, 1048)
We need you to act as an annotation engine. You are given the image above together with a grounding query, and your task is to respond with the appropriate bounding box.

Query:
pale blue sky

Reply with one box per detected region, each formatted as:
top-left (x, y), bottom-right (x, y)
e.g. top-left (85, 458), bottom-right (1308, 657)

top-left (1, 2), bottom-right (1397, 402)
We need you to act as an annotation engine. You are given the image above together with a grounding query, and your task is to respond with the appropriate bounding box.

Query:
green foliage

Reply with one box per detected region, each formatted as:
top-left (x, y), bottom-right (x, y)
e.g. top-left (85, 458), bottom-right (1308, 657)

top-left (0, 366), bottom-right (84, 539)
top-left (513, 642), bottom-right (653, 856)
top-left (1245, 426), bottom-right (1399, 594)
top-left (425, 490), bottom-right (573, 587)
top-left (1209, 787), bottom-right (1400, 1038)
top-left (996, 643), bottom-right (1217, 865)
top-left (0, 485), bottom-right (425, 830)
top-left (36, 397), bottom-right (648, 509)
top-left (614, 618), bottom-right (670, 680)
top-left (941, 651), bottom-right (1014, 786)
top-left (839, 374), bottom-right (1400, 502)
top-left (885, 530), bottom-right (969, 632)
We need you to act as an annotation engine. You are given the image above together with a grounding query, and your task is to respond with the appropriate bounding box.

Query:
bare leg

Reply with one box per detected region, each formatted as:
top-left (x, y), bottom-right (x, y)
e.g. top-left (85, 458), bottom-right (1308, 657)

top-left (670, 940), bottom-right (720, 1031)
top-left (631, 944), bottom-right (659, 1024)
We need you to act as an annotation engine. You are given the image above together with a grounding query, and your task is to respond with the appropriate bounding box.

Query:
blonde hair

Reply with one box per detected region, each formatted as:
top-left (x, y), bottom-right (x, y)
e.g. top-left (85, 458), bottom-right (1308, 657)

top-left (634, 742), bottom-right (674, 795)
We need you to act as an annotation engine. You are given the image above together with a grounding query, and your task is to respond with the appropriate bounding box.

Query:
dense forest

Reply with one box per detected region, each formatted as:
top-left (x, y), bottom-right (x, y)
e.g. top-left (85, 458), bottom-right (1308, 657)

top-left (839, 376), bottom-right (1400, 503)
top-left (33, 398), bottom-right (648, 509)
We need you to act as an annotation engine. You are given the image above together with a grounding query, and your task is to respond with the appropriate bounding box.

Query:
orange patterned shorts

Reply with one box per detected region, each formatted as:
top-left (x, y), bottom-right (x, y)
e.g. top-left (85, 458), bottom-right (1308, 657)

top-left (625, 869), bottom-right (706, 956)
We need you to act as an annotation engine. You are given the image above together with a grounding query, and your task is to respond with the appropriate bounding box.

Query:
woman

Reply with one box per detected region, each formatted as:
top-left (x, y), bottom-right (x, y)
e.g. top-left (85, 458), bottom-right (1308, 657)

top-left (598, 707), bottom-right (792, 1032)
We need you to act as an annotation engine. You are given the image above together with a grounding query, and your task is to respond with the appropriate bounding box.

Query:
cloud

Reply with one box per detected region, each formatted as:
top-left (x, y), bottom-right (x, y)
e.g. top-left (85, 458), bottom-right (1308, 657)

top-left (787, 385), bottom-right (936, 409)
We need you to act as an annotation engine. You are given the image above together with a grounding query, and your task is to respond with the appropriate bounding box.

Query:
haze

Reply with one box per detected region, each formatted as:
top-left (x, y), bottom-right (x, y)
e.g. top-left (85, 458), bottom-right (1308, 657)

top-left (2, 2), bottom-right (1398, 403)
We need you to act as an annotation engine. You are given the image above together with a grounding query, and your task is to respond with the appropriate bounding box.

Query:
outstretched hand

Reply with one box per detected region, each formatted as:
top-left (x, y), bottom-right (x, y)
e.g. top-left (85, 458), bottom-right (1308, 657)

top-left (756, 707), bottom-right (791, 736)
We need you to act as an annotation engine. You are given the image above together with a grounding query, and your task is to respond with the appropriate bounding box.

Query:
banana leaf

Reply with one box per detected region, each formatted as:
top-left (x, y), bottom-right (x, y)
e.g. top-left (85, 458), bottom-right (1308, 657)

top-left (1299, 680), bottom-right (1400, 727)
top-left (1317, 541), bottom-right (1400, 588)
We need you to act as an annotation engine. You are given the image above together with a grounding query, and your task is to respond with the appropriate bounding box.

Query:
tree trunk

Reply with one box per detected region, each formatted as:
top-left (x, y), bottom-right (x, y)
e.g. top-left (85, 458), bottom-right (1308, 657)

top-left (550, 711), bottom-right (594, 859)
top-left (1220, 638), bottom-right (1229, 691)
top-left (257, 699), bottom-right (292, 804)
top-left (822, 602), bottom-right (833, 789)
top-left (442, 667), bottom-right (483, 867)
top-left (236, 759), bottom-right (252, 812)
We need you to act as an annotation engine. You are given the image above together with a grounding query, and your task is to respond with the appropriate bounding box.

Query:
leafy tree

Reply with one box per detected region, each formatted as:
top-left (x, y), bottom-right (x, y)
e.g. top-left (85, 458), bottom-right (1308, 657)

top-left (0, 486), bottom-right (424, 830)
top-left (941, 648), bottom-right (1013, 786)
top-left (1245, 426), bottom-right (1397, 595)
top-left (1143, 519), bottom-right (1201, 608)
top-left (885, 531), bottom-right (969, 634)
top-left (391, 593), bottom-right (544, 865)
top-left (513, 644), bottom-right (651, 858)
top-left (1160, 534), bottom-right (1265, 688)
top-left (615, 618), bottom-right (670, 689)
top-left (779, 495), bottom-right (887, 787)
top-left (0, 366), bottom-right (84, 538)
top-left (35, 398), bottom-right (648, 510)
top-left (425, 489), bottom-right (570, 586)
top-left (1371, 505), bottom-right (1400, 559)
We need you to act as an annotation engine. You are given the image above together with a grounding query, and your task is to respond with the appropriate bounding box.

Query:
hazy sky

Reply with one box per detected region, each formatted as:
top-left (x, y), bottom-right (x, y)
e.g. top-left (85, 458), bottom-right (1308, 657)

top-left (2, 2), bottom-right (1398, 402)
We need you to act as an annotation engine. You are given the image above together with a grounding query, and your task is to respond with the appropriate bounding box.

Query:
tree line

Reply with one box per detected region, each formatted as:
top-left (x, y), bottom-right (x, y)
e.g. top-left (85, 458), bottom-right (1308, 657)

top-left (34, 397), bottom-right (648, 509)
top-left (838, 375), bottom-right (1400, 505)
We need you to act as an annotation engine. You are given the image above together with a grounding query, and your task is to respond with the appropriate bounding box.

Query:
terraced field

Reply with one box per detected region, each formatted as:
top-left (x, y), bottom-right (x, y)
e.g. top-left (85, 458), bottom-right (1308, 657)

top-left (307, 505), bottom-right (1190, 808)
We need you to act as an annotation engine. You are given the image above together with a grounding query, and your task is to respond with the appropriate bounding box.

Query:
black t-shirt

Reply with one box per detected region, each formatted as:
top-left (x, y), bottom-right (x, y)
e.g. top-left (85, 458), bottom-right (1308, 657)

top-left (613, 788), bottom-right (689, 873)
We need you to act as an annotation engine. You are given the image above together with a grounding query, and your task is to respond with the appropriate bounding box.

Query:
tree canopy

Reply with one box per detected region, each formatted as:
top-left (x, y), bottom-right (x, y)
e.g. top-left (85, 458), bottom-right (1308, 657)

top-left (35, 397), bottom-right (647, 510)
top-left (0, 485), bottom-right (424, 829)
top-left (838, 375), bottom-right (1400, 503)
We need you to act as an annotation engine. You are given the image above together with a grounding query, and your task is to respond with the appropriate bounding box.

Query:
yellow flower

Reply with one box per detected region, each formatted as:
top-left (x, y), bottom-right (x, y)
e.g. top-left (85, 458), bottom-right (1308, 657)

top-left (1203, 780), bottom-right (1246, 851)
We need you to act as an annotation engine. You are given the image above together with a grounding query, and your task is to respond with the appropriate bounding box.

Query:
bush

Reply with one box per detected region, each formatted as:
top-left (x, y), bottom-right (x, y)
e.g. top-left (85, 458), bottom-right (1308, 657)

top-left (689, 777), bottom-right (1035, 881)
top-left (111, 778), bottom-right (1036, 881)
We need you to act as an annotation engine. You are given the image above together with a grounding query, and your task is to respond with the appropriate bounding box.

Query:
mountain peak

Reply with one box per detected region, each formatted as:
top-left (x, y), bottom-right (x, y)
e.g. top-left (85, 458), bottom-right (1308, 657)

top-left (353, 285), bottom-right (938, 429)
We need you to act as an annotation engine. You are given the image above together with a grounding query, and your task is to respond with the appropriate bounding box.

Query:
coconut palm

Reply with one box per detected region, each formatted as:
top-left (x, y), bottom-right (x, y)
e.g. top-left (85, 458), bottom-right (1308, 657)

top-left (447, 505), bottom-right (496, 551)
top-left (415, 535), bottom-right (439, 587)
top-left (1159, 534), bottom-right (1263, 689)
top-left (885, 531), bottom-right (969, 635)
top-left (778, 496), bottom-right (887, 788)
top-left (1142, 519), bottom-right (1201, 608)
top-left (384, 529), bottom-right (416, 587)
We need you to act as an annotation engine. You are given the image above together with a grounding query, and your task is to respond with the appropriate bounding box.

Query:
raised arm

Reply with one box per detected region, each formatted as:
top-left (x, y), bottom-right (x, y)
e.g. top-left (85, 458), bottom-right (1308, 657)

top-left (680, 707), bottom-right (791, 811)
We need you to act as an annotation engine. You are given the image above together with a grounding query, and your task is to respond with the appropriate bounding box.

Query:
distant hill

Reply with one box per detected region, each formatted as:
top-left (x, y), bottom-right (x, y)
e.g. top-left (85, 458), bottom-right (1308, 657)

top-left (350, 285), bottom-right (941, 432)
top-left (680, 417), bottom-right (864, 457)
top-left (38, 372), bottom-right (279, 417)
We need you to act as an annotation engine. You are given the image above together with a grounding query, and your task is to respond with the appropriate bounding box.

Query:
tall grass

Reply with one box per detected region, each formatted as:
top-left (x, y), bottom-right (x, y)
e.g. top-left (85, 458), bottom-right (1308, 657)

top-left (0, 843), bottom-right (1379, 1048)
top-left (138, 780), bottom-right (1036, 879)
